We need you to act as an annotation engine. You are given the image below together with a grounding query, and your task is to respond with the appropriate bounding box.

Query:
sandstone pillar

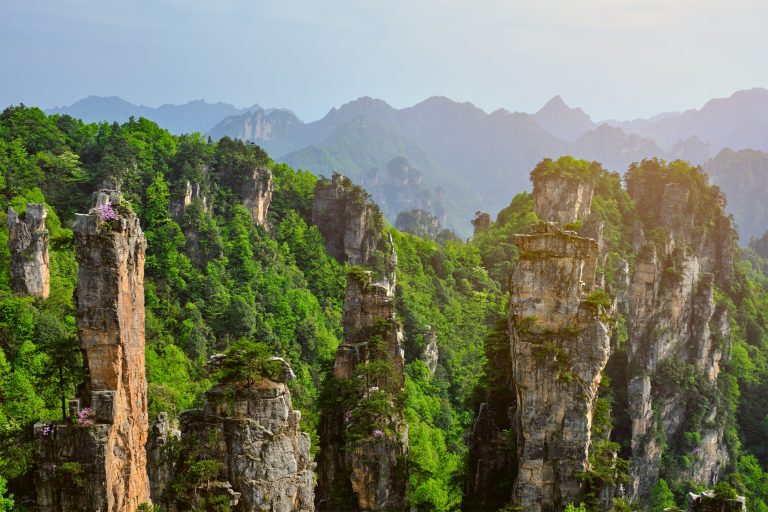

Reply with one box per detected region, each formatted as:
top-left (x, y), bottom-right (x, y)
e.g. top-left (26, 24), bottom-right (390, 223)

top-left (34, 190), bottom-right (149, 511)
top-left (8, 204), bottom-right (50, 298)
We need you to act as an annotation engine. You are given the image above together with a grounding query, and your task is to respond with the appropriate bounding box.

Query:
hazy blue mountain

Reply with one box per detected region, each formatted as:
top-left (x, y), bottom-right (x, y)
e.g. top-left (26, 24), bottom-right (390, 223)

top-left (47, 95), bottom-right (256, 134)
top-left (207, 108), bottom-right (305, 157)
top-left (205, 88), bottom-right (768, 239)
top-left (705, 148), bottom-right (768, 242)
top-left (570, 124), bottom-right (665, 172)
top-left (612, 88), bottom-right (768, 152)
top-left (532, 95), bottom-right (595, 142)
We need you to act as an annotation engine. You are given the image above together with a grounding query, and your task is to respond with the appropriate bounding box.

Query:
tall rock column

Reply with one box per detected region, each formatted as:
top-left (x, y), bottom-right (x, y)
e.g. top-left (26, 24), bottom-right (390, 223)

top-left (34, 190), bottom-right (149, 511)
top-left (7, 204), bottom-right (50, 298)
top-left (312, 173), bottom-right (383, 266)
top-left (509, 222), bottom-right (611, 511)
top-left (317, 270), bottom-right (407, 511)
top-left (624, 173), bottom-right (735, 501)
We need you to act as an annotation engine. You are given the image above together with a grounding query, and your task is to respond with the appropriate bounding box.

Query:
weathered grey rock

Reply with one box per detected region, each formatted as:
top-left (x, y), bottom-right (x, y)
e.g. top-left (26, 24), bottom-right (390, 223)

top-left (472, 211), bottom-right (491, 234)
top-left (532, 175), bottom-right (595, 225)
top-left (171, 180), bottom-right (209, 220)
top-left (466, 402), bottom-right (515, 510)
top-left (508, 223), bottom-right (612, 511)
top-left (420, 328), bottom-right (439, 375)
top-left (8, 204), bottom-right (50, 298)
top-left (312, 173), bottom-right (383, 266)
top-left (687, 490), bottom-right (746, 511)
top-left (173, 379), bottom-right (315, 512)
top-left (317, 269), bottom-right (407, 511)
top-left (34, 190), bottom-right (150, 511)
top-left (624, 177), bottom-right (736, 501)
top-left (147, 412), bottom-right (179, 504)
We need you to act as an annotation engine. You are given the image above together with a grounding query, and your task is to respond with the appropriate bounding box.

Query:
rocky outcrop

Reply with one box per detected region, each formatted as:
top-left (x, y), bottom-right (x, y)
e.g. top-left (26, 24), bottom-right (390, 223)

top-left (508, 222), bottom-right (611, 511)
top-left (147, 412), bottom-right (179, 504)
top-left (532, 175), bottom-right (595, 225)
top-left (687, 490), bottom-right (746, 512)
top-left (624, 174), bottom-right (736, 502)
top-left (471, 211), bottom-right (491, 234)
top-left (420, 328), bottom-right (439, 375)
top-left (241, 166), bottom-right (273, 227)
top-left (317, 270), bottom-right (407, 511)
top-left (34, 190), bottom-right (150, 511)
top-left (170, 180), bottom-right (209, 220)
top-left (312, 173), bottom-right (383, 266)
top-left (170, 374), bottom-right (315, 512)
top-left (466, 402), bottom-right (515, 510)
top-left (7, 204), bottom-right (50, 298)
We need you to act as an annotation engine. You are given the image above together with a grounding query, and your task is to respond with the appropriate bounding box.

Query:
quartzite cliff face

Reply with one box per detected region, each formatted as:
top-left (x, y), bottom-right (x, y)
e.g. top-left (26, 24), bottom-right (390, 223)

top-left (168, 371), bottom-right (315, 512)
top-left (7, 203), bottom-right (50, 299)
top-left (312, 173), bottom-right (383, 266)
top-left (34, 190), bottom-right (150, 511)
top-left (509, 222), bottom-right (611, 511)
top-left (532, 173), bottom-right (595, 226)
top-left (624, 173), bottom-right (735, 501)
top-left (317, 269), bottom-right (408, 512)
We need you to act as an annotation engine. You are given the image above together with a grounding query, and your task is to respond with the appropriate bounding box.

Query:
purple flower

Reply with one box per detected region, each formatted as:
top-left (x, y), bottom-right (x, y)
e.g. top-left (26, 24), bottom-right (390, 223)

top-left (41, 423), bottom-right (53, 436)
top-left (372, 429), bottom-right (385, 438)
top-left (77, 407), bottom-right (95, 427)
top-left (97, 202), bottom-right (117, 222)
top-left (344, 410), bottom-right (353, 423)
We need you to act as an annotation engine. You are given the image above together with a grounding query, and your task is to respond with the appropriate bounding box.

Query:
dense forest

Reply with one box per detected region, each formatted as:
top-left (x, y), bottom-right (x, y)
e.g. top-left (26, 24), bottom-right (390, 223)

top-left (0, 106), bottom-right (768, 511)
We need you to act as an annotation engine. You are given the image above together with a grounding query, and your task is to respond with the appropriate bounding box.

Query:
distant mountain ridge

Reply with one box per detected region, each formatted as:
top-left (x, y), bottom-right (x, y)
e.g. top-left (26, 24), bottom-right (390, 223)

top-left (46, 95), bottom-right (262, 135)
top-left (47, 88), bottom-right (768, 238)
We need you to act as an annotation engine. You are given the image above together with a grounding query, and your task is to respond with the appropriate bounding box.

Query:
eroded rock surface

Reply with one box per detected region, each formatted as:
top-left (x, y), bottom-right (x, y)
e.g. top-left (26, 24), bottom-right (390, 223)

top-left (317, 270), bottom-right (407, 511)
top-left (312, 173), bottom-right (383, 266)
top-left (8, 204), bottom-right (50, 298)
top-left (532, 174), bottom-right (595, 225)
top-left (509, 222), bottom-right (611, 511)
top-left (624, 176), bottom-right (735, 501)
top-left (687, 490), bottom-right (746, 512)
top-left (171, 378), bottom-right (315, 512)
top-left (34, 190), bottom-right (149, 511)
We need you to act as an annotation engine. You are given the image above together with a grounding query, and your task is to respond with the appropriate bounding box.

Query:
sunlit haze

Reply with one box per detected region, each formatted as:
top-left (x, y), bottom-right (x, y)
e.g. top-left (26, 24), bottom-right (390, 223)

top-left (2, 0), bottom-right (767, 120)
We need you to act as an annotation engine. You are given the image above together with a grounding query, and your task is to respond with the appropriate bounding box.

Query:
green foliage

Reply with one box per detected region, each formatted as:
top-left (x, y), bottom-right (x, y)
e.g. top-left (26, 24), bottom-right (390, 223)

top-left (0, 477), bottom-right (14, 512)
top-left (58, 461), bottom-right (85, 488)
top-left (530, 156), bottom-right (604, 182)
top-left (650, 479), bottom-right (677, 512)
top-left (584, 290), bottom-right (612, 310)
top-left (215, 338), bottom-right (283, 385)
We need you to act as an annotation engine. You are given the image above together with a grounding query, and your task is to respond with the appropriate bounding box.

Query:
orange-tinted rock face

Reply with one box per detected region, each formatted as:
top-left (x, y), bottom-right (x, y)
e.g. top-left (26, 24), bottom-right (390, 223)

top-left (34, 190), bottom-right (149, 511)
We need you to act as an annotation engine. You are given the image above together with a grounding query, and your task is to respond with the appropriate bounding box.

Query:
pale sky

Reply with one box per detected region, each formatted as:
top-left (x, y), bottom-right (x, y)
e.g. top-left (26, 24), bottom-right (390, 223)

top-left (1, 0), bottom-right (766, 121)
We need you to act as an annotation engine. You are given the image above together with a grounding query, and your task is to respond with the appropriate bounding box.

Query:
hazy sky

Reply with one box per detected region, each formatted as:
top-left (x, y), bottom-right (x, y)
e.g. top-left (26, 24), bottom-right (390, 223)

top-left (2, 0), bottom-right (766, 121)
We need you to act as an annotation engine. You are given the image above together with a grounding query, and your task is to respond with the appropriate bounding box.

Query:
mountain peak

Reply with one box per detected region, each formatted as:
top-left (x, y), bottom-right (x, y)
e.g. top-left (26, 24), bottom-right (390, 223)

top-left (538, 95), bottom-right (569, 112)
top-left (532, 95), bottom-right (595, 142)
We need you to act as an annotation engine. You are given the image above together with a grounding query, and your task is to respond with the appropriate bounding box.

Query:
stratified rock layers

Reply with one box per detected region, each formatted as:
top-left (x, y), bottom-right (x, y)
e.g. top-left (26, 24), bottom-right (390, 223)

top-left (34, 190), bottom-right (149, 511)
top-left (509, 223), bottom-right (611, 511)
top-left (8, 204), bottom-right (50, 298)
